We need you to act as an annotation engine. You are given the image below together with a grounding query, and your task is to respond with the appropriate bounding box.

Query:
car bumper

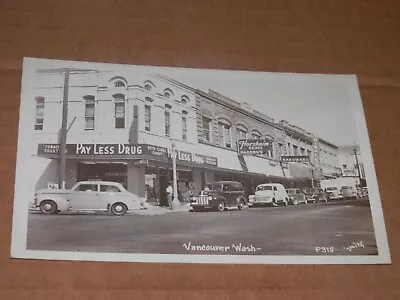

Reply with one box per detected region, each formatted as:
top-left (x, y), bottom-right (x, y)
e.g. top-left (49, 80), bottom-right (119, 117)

top-left (190, 197), bottom-right (219, 209)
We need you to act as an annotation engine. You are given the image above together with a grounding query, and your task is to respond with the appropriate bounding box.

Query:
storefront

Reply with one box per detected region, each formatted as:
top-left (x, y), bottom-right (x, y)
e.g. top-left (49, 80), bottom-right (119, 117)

top-left (36, 143), bottom-right (219, 206)
top-left (36, 142), bottom-right (316, 205)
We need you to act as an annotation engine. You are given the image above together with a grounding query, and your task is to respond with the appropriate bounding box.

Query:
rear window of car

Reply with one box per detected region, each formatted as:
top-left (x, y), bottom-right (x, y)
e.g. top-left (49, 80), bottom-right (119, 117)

top-left (205, 183), bottom-right (222, 192)
top-left (100, 185), bottom-right (121, 192)
top-left (230, 183), bottom-right (244, 191)
top-left (257, 185), bottom-right (272, 191)
top-left (326, 187), bottom-right (337, 191)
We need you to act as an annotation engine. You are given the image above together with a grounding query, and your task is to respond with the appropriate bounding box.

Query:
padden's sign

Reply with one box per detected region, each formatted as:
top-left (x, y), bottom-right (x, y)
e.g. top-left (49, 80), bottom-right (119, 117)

top-left (237, 139), bottom-right (273, 155)
top-left (37, 144), bottom-right (218, 167)
top-left (280, 155), bottom-right (310, 163)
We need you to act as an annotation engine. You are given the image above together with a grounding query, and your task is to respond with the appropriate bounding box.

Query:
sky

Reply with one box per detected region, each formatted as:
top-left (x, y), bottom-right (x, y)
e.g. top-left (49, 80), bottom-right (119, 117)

top-left (142, 66), bottom-right (361, 146)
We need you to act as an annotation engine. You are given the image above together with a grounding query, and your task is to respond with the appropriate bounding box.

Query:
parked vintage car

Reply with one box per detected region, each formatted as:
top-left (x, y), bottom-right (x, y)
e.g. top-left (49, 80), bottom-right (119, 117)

top-left (325, 186), bottom-right (343, 201)
top-left (190, 181), bottom-right (247, 212)
top-left (305, 188), bottom-right (328, 203)
top-left (249, 183), bottom-right (289, 207)
top-left (340, 185), bottom-right (357, 200)
top-left (286, 188), bottom-right (308, 205)
top-left (33, 181), bottom-right (142, 216)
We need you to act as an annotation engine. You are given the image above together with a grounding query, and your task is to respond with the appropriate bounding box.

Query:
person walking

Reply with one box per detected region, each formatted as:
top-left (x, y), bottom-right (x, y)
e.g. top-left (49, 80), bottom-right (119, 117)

top-left (166, 181), bottom-right (173, 210)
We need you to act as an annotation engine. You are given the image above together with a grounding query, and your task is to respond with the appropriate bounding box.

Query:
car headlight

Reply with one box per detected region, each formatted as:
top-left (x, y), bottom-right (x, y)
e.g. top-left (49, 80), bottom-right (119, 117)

top-left (208, 196), bottom-right (213, 201)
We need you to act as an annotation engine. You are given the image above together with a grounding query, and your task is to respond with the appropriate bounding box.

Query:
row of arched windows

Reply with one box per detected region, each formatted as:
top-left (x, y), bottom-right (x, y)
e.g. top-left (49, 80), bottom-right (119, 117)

top-left (110, 78), bottom-right (191, 105)
top-left (201, 116), bottom-right (275, 157)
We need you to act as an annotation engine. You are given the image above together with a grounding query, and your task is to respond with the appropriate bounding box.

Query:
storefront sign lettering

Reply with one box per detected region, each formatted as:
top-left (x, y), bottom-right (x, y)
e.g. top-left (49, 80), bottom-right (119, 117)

top-left (237, 139), bottom-right (273, 155)
top-left (172, 150), bottom-right (218, 167)
top-left (281, 155), bottom-right (310, 163)
top-left (37, 143), bottom-right (218, 167)
top-left (75, 144), bottom-right (143, 155)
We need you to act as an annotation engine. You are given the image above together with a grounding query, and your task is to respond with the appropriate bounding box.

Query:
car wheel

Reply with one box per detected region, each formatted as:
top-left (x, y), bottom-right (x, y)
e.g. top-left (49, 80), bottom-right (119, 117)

top-left (39, 200), bottom-right (58, 214)
top-left (216, 200), bottom-right (225, 212)
top-left (238, 199), bottom-right (245, 210)
top-left (110, 202), bottom-right (128, 216)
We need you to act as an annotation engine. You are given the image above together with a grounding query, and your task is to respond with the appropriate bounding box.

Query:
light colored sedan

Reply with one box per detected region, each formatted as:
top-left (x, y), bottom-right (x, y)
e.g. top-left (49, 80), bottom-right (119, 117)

top-left (33, 181), bottom-right (142, 216)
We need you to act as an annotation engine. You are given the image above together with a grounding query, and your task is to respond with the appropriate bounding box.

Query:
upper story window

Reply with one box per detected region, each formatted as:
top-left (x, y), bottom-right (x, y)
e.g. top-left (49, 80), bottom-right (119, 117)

top-left (252, 130), bottom-right (262, 139)
top-left (163, 88), bottom-right (173, 99)
top-left (164, 111), bottom-right (171, 137)
top-left (182, 116), bottom-right (187, 141)
top-left (83, 95), bottom-right (95, 130)
top-left (218, 119), bottom-right (232, 148)
top-left (202, 116), bottom-right (212, 143)
top-left (113, 94), bottom-right (125, 129)
top-left (293, 145), bottom-right (299, 156)
top-left (114, 80), bottom-right (126, 88)
top-left (144, 105), bottom-right (151, 132)
top-left (34, 96), bottom-right (45, 131)
top-left (181, 95), bottom-right (189, 105)
top-left (236, 124), bottom-right (248, 141)
top-left (144, 80), bottom-right (155, 92)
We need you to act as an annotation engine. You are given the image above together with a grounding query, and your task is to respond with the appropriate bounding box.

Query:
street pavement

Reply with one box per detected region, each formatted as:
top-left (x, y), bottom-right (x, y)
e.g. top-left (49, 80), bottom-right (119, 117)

top-left (26, 200), bottom-right (378, 256)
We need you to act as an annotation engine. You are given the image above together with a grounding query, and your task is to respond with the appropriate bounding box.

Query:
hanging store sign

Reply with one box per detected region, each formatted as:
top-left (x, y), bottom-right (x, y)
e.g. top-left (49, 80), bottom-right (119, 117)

top-left (237, 139), bottom-right (273, 155)
top-left (168, 150), bottom-right (218, 167)
top-left (280, 155), bottom-right (310, 163)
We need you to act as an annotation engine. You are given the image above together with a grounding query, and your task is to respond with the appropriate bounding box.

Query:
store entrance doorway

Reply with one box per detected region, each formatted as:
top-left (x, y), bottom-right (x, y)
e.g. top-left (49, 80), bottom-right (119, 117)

top-left (159, 174), bottom-right (169, 207)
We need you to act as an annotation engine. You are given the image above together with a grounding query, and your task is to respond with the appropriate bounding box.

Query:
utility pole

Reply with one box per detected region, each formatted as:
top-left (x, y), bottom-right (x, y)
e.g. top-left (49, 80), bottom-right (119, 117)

top-left (170, 139), bottom-right (181, 210)
top-left (353, 147), bottom-right (362, 184)
top-left (59, 69), bottom-right (70, 189)
top-left (37, 68), bottom-right (99, 189)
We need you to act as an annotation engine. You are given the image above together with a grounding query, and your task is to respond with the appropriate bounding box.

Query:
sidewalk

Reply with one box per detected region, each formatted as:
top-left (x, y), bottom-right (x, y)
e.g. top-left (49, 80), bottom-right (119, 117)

top-left (129, 202), bottom-right (192, 216)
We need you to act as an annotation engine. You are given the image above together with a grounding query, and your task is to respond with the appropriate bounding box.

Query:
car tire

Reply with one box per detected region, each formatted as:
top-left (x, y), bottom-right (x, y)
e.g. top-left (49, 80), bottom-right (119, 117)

top-left (39, 200), bottom-right (58, 214)
top-left (110, 202), bottom-right (128, 216)
top-left (216, 200), bottom-right (225, 212)
top-left (238, 199), bottom-right (245, 210)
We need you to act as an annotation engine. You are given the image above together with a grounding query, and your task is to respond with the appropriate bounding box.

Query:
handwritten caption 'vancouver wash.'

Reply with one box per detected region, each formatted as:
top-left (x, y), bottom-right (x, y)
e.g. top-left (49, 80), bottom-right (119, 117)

top-left (182, 242), bottom-right (261, 253)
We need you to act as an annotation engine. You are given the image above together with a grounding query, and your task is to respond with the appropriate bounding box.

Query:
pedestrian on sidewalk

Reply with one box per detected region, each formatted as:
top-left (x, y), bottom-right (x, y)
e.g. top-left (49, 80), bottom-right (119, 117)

top-left (166, 181), bottom-right (173, 210)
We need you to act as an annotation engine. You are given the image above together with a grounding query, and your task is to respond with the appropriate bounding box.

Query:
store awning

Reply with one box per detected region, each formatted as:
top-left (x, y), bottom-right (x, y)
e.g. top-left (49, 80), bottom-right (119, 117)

top-left (243, 156), bottom-right (285, 177)
top-left (288, 163), bottom-right (313, 178)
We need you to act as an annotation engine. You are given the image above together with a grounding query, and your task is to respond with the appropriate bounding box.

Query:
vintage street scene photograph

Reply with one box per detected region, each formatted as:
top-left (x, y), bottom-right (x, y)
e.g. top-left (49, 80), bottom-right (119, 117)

top-left (11, 58), bottom-right (390, 264)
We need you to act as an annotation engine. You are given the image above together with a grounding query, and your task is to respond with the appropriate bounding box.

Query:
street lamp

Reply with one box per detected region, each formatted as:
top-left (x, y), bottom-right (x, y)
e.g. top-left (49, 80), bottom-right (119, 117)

top-left (170, 139), bottom-right (181, 210)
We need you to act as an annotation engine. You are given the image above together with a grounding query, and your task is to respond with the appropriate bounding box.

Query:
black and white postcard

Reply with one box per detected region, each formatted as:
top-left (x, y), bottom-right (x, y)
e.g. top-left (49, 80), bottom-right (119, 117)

top-left (10, 57), bottom-right (391, 264)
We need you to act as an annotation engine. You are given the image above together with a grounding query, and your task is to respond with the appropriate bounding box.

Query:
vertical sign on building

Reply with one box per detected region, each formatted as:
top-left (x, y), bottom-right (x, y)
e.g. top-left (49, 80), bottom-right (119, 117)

top-left (312, 137), bottom-right (321, 168)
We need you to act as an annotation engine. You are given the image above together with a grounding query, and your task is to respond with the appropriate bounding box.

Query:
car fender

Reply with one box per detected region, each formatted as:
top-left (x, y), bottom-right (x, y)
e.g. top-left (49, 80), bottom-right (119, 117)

top-left (236, 195), bottom-right (246, 205)
top-left (36, 194), bottom-right (69, 211)
top-left (107, 195), bottom-right (141, 211)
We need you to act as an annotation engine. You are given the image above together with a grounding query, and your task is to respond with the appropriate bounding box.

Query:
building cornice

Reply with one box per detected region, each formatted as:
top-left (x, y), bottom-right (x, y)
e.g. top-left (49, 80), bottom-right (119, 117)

top-left (196, 89), bottom-right (284, 132)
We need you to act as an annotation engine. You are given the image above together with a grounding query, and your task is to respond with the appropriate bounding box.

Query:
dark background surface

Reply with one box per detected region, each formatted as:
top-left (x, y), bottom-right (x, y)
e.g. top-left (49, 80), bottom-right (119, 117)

top-left (0, 0), bottom-right (399, 299)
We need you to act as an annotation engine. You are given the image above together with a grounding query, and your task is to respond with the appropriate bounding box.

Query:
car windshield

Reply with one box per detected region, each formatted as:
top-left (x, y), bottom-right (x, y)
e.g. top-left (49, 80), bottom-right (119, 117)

top-left (205, 183), bottom-right (223, 192)
top-left (326, 187), bottom-right (337, 191)
top-left (286, 189), bottom-right (296, 194)
top-left (256, 185), bottom-right (273, 191)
